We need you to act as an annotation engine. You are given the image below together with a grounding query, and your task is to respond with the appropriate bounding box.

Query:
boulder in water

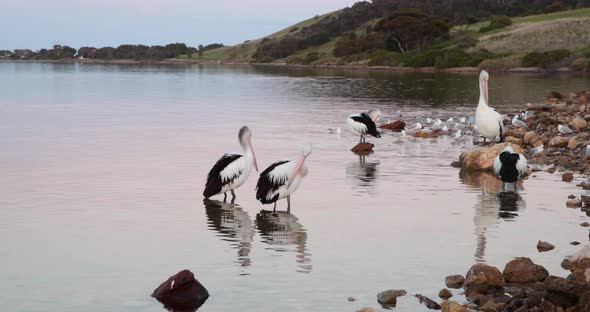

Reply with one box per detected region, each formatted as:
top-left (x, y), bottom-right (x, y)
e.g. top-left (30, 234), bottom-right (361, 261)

top-left (459, 143), bottom-right (525, 172)
top-left (151, 270), bottom-right (209, 311)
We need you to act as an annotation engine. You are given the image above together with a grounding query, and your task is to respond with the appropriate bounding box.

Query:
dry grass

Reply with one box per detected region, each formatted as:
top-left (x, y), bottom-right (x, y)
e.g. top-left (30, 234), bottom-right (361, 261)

top-left (475, 18), bottom-right (590, 53)
top-left (478, 54), bottom-right (525, 70)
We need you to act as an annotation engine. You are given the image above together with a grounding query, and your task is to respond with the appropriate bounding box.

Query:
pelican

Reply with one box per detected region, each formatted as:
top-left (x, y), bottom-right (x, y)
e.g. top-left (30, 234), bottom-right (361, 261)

top-left (256, 143), bottom-right (312, 212)
top-left (493, 145), bottom-right (527, 189)
top-left (475, 70), bottom-right (504, 144)
top-left (347, 109), bottom-right (382, 143)
top-left (203, 126), bottom-right (258, 201)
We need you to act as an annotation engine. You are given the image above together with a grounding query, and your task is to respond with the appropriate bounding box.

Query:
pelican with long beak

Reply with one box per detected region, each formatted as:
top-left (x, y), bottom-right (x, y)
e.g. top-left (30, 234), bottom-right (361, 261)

top-left (256, 143), bottom-right (312, 212)
top-left (475, 70), bottom-right (504, 144)
top-left (203, 126), bottom-right (258, 202)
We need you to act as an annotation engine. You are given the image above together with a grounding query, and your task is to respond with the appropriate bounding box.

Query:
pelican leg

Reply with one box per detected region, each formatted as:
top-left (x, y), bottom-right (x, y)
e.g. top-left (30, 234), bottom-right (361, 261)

top-left (223, 192), bottom-right (227, 202)
top-left (231, 190), bottom-right (236, 201)
top-left (287, 196), bottom-right (291, 213)
top-left (273, 202), bottom-right (276, 212)
top-left (482, 137), bottom-right (487, 145)
top-left (359, 136), bottom-right (363, 144)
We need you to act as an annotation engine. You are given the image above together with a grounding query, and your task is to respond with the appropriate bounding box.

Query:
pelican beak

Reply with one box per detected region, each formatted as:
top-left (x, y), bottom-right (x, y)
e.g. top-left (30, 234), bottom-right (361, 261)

top-left (248, 138), bottom-right (258, 172)
top-left (287, 155), bottom-right (306, 188)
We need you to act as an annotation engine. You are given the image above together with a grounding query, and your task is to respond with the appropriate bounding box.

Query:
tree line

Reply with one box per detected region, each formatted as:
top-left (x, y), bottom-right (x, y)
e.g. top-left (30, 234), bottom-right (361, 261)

top-left (1, 43), bottom-right (225, 61)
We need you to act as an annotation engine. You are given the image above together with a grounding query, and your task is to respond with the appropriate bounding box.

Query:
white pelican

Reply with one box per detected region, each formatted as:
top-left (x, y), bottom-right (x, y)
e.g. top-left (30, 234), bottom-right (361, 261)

top-left (475, 70), bottom-right (504, 144)
top-left (493, 145), bottom-right (527, 186)
top-left (347, 110), bottom-right (382, 143)
top-left (203, 126), bottom-right (258, 201)
top-left (256, 143), bottom-right (312, 212)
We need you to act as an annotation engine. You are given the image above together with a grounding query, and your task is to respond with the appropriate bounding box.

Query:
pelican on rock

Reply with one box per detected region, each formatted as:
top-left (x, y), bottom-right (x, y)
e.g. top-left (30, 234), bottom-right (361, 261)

top-left (475, 70), bottom-right (504, 144)
top-left (347, 109), bottom-right (381, 143)
top-left (203, 126), bottom-right (258, 201)
top-left (256, 143), bottom-right (312, 212)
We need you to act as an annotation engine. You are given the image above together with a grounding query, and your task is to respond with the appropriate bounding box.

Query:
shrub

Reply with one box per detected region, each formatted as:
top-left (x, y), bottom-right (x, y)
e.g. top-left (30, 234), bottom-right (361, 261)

top-left (522, 49), bottom-right (572, 67)
top-left (302, 51), bottom-right (320, 65)
top-left (479, 15), bottom-right (512, 33)
top-left (544, 2), bottom-right (564, 14)
top-left (368, 50), bottom-right (398, 66)
top-left (478, 54), bottom-right (525, 70)
top-left (454, 34), bottom-right (478, 49)
top-left (571, 58), bottom-right (588, 71)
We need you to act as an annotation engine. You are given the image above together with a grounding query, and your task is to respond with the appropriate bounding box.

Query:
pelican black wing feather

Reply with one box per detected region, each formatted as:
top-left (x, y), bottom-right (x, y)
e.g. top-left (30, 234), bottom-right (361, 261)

top-left (498, 151), bottom-right (520, 183)
top-left (203, 154), bottom-right (243, 198)
top-left (351, 113), bottom-right (381, 138)
top-left (256, 160), bottom-right (289, 204)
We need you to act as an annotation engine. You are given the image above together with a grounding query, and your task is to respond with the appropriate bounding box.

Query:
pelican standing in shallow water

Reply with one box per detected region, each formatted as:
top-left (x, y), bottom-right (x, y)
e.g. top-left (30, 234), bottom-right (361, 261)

top-left (203, 126), bottom-right (258, 201)
top-left (475, 71), bottom-right (504, 144)
top-left (347, 109), bottom-right (382, 143)
top-left (256, 143), bottom-right (312, 212)
top-left (493, 145), bottom-right (527, 191)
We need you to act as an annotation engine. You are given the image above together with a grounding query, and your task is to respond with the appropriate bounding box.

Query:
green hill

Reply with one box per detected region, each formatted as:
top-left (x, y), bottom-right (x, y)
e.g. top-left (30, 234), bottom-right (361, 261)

top-left (187, 4), bottom-right (590, 70)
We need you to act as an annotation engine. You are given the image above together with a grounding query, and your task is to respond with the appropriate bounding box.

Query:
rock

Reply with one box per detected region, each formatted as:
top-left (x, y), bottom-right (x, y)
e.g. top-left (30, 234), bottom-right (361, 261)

top-left (579, 290), bottom-right (590, 311)
top-left (450, 161), bottom-right (462, 168)
top-left (537, 241), bottom-right (555, 252)
top-left (505, 130), bottom-right (525, 139)
top-left (544, 275), bottom-right (579, 308)
top-left (547, 91), bottom-right (564, 100)
top-left (568, 138), bottom-right (579, 149)
top-left (441, 301), bottom-right (469, 312)
top-left (503, 257), bottom-right (549, 283)
top-left (464, 263), bottom-right (504, 300)
top-left (524, 290), bottom-right (545, 308)
top-left (414, 294), bottom-right (441, 310)
top-left (460, 143), bottom-right (525, 172)
top-left (445, 275), bottom-right (466, 289)
top-left (566, 199), bottom-right (582, 208)
top-left (581, 195), bottom-right (590, 206)
top-left (562, 258), bottom-right (572, 270)
top-left (562, 172), bottom-right (574, 182)
top-left (571, 241), bottom-right (581, 246)
top-left (151, 270), bottom-right (209, 311)
top-left (351, 143), bottom-right (375, 153)
top-left (569, 245), bottom-right (590, 283)
top-left (524, 131), bottom-right (540, 145)
top-left (533, 140), bottom-right (544, 147)
top-left (356, 308), bottom-right (380, 312)
top-left (347, 297), bottom-right (357, 302)
top-left (480, 300), bottom-right (499, 312)
top-left (380, 120), bottom-right (406, 132)
top-left (570, 117), bottom-right (588, 130)
top-left (439, 288), bottom-right (453, 300)
top-left (549, 137), bottom-right (569, 148)
top-left (505, 136), bottom-right (523, 146)
top-left (377, 289), bottom-right (407, 306)
top-left (581, 222), bottom-right (590, 227)
top-left (413, 131), bottom-right (439, 138)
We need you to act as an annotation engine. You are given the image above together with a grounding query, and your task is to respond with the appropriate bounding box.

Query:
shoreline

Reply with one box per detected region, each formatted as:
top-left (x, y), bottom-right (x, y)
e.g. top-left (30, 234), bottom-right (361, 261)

top-left (1, 58), bottom-right (585, 73)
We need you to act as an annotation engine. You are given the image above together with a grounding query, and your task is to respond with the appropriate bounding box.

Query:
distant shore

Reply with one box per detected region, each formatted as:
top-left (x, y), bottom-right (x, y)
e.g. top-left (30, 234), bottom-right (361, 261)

top-left (1, 58), bottom-right (583, 73)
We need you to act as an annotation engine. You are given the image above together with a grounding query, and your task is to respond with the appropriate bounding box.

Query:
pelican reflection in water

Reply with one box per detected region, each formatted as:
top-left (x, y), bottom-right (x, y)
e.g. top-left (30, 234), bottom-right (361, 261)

top-left (255, 210), bottom-right (312, 273)
top-left (460, 171), bottom-right (526, 262)
top-left (204, 199), bottom-right (254, 268)
top-left (346, 155), bottom-right (379, 194)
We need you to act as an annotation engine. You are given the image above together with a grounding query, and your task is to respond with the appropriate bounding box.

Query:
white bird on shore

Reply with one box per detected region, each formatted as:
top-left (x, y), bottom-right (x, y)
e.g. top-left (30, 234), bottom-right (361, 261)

top-left (453, 129), bottom-right (462, 139)
top-left (414, 123), bottom-right (423, 130)
top-left (401, 130), bottom-right (407, 137)
top-left (426, 117), bottom-right (432, 124)
top-left (530, 145), bottom-right (544, 154)
top-left (475, 70), bottom-right (504, 144)
top-left (434, 119), bottom-right (443, 127)
top-left (520, 111), bottom-right (533, 121)
top-left (511, 116), bottom-right (527, 128)
top-left (442, 125), bottom-right (449, 132)
top-left (459, 117), bottom-right (466, 123)
top-left (447, 117), bottom-right (454, 123)
top-left (586, 145), bottom-right (590, 159)
top-left (558, 124), bottom-right (574, 135)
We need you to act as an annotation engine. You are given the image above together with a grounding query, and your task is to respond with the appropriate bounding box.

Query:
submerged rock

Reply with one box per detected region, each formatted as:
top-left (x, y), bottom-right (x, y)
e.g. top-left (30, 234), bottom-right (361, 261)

top-left (414, 294), bottom-right (441, 310)
top-left (544, 275), bottom-right (579, 308)
top-left (439, 288), bottom-right (453, 300)
top-left (549, 136), bottom-right (569, 148)
top-left (377, 289), bottom-right (406, 306)
top-left (464, 263), bottom-right (504, 300)
top-left (537, 241), bottom-right (555, 252)
top-left (356, 307), bottom-right (380, 312)
top-left (151, 270), bottom-right (209, 311)
top-left (562, 172), bottom-right (574, 182)
top-left (569, 245), bottom-right (590, 283)
top-left (460, 143), bottom-right (525, 172)
top-left (379, 120), bottom-right (406, 132)
top-left (566, 199), bottom-right (583, 208)
top-left (503, 257), bottom-right (549, 283)
top-left (347, 297), bottom-right (357, 302)
top-left (351, 143), bottom-right (375, 153)
top-left (441, 301), bottom-right (469, 312)
top-left (581, 195), bottom-right (590, 206)
top-left (445, 275), bottom-right (465, 289)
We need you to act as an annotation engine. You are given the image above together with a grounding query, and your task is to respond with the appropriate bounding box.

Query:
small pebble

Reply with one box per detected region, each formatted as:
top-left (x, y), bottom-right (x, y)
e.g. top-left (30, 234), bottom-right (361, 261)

top-left (537, 240), bottom-right (555, 252)
top-left (581, 222), bottom-right (590, 227)
top-left (347, 297), bottom-right (356, 302)
top-left (571, 241), bottom-right (581, 246)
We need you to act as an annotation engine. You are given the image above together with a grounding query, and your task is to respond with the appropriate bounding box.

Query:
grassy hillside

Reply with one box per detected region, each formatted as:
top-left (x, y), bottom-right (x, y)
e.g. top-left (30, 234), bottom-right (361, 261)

top-left (184, 7), bottom-right (590, 70)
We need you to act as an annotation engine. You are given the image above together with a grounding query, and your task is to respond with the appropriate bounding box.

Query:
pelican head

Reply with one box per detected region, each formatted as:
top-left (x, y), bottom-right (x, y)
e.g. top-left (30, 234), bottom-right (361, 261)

top-left (298, 143), bottom-right (312, 157)
top-left (238, 126), bottom-right (258, 171)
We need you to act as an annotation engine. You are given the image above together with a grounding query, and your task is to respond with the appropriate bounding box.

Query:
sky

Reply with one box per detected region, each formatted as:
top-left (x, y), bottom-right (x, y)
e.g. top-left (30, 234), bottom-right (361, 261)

top-left (0, 0), bottom-right (354, 50)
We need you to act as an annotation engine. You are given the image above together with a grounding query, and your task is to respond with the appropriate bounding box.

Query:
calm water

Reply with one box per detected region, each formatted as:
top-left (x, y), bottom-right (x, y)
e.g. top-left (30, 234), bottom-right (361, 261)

top-left (1, 63), bottom-right (590, 312)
